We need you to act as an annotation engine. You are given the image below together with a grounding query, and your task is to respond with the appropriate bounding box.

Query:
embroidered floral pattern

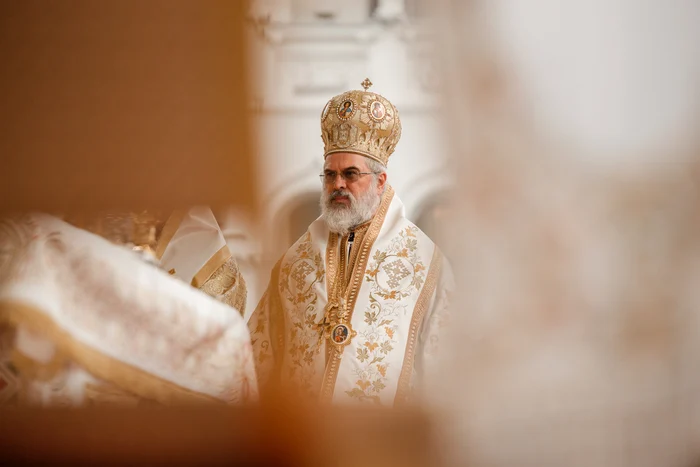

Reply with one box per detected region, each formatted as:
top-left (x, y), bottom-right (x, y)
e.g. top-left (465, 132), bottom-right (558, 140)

top-left (346, 294), bottom-right (408, 403)
top-left (365, 226), bottom-right (426, 301)
top-left (249, 290), bottom-right (272, 367)
top-left (278, 232), bottom-right (325, 396)
top-left (200, 257), bottom-right (247, 316)
top-left (347, 226), bottom-right (427, 402)
top-left (1, 214), bottom-right (258, 405)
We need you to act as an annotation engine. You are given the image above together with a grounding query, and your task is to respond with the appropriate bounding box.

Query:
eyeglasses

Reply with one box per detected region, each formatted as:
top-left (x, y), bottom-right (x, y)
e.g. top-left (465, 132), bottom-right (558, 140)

top-left (319, 169), bottom-right (379, 184)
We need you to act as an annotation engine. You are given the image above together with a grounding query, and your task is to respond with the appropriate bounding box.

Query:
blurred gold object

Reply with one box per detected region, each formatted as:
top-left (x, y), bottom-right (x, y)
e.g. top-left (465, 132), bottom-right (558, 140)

top-left (66, 211), bottom-right (166, 253)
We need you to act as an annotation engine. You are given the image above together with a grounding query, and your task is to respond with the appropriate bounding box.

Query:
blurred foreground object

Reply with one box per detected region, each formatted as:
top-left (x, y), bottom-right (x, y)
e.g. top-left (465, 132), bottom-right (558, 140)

top-left (0, 406), bottom-right (435, 466)
top-left (435, 1), bottom-right (700, 466)
top-left (158, 207), bottom-right (249, 316)
top-left (68, 207), bottom-right (249, 315)
top-left (0, 0), bottom-right (256, 215)
top-left (0, 214), bottom-right (256, 407)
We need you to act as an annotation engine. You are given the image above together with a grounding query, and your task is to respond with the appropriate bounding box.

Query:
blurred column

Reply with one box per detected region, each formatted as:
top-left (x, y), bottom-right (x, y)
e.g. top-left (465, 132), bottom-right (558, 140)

top-left (434, 0), bottom-right (700, 466)
top-left (0, 0), bottom-right (257, 216)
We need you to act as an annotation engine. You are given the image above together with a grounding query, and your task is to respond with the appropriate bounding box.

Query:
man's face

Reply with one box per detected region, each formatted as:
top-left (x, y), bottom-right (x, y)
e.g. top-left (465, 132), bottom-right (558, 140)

top-left (320, 152), bottom-right (387, 234)
top-left (323, 152), bottom-right (384, 202)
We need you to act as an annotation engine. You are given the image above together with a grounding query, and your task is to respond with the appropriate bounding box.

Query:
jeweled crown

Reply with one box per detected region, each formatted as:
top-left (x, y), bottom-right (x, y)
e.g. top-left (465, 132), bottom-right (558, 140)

top-left (320, 78), bottom-right (401, 167)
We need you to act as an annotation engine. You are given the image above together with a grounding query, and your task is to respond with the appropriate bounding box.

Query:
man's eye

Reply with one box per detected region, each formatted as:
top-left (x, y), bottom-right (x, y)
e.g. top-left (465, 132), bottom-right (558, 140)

top-left (344, 170), bottom-right (360, 178)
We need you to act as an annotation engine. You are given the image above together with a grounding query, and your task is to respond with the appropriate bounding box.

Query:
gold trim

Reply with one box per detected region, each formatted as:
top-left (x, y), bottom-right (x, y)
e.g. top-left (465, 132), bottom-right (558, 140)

top-left (320, 185), bottom-right (395, 402)
top-left (394, 247), bottom-right (442, 406)
top-left (269, 259), bottom-right (286, 367)
top-left (11, 348), bottom-right (67, 382)
top-left (345, 186), bottom-right (394, 317)
top-left (232, 272), bottom-right (248, 317)
top-left (84, 382), bottom-right (143, 407)
top-left (323, 233), bottom-right (340, 365)
top-left (191, 245), bottom-right (232, 288)
top-left (325, 234), bottom-right (339, 306)
top-left (347, 223), bottom-right (370, 280)
top-left (256, 257), bottom-right (285, 395)
top-left (0, 301), bottom-right (223, 406)
top-left (321, 100), bottom-right (332, 122)
top-left (155, 210), bottom-right (186, 260)
top-left (323, 148), bottom-right (387, 168)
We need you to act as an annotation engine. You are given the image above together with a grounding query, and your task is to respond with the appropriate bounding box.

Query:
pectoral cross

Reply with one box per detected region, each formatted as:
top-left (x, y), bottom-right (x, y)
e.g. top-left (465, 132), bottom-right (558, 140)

top-left (317, 299), bottom-right (338, 334)
top-left (317, 298), bottom-right (347, 331)
top-left (317, 313), bottom-right (332, 333)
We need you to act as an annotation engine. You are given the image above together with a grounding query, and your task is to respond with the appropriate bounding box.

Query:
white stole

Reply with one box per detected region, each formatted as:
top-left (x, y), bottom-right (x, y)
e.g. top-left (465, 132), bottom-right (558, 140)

top-left (156, 207), bottom-right (231, 287)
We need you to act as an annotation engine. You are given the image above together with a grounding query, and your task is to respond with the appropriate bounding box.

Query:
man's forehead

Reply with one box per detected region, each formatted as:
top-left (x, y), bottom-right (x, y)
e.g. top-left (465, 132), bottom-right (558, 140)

top-left (324, 152), bottom-right (369, 170)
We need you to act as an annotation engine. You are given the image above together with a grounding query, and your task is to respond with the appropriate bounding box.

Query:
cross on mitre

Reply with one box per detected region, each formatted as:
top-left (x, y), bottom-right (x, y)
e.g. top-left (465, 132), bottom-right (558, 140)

top-left (361, 78), bottom-right (373, 91)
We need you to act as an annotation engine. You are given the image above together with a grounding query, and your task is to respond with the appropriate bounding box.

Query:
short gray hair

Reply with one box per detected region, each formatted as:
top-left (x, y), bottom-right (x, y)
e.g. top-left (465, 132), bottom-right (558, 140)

top-left (365, 158), bottom-right (387, 195)
top-left (365, 158), bottom-right (386, 177)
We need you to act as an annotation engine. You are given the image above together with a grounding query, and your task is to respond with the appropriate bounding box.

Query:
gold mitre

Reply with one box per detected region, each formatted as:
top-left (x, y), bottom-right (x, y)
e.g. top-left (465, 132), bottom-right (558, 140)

top-left (320, 78), bottom-right (402, 167)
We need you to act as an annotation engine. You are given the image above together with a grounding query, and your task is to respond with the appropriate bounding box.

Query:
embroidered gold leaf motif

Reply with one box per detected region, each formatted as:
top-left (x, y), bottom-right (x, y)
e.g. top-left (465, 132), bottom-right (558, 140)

top-left (357, 347), bottom-right (370, 362)
top-left (372, 379), bottom-right (386, 392)
top-left (357, 380), bottom-right (371, 391)
top-left (365, 341), bottom-right (379, 352)
top-left (346, 388), bottom-right (365, 398)
top-left (412, 275), bottom-right (425, 289)
top-left (303, 351), bottom-right (314, 365)
top-left (373, 251), bottom-right (387, 262)
top-left (364, 311), bottom-right (378, 325)
top-left (370, 356), bottom-right (385, 365)
top-left (380, 341), bottom-right (393, 354)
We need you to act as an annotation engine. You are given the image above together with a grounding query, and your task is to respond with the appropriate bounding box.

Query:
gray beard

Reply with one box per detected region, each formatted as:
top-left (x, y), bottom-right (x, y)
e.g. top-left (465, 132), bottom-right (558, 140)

top-left (320, 183), bottom-right (381, 236)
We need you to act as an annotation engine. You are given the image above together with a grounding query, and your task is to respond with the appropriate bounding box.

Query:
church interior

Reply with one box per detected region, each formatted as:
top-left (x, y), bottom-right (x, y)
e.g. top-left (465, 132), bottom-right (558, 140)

top-left (2, 0), bottom-right (700, 466)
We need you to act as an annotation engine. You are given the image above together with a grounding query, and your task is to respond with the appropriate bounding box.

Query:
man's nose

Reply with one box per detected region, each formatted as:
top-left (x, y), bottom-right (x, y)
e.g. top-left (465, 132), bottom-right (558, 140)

top-left (333, 173), bottom-right (347, 190)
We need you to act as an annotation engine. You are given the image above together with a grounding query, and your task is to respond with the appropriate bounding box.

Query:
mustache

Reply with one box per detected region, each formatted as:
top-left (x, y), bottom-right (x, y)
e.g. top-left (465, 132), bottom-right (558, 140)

top-left (329, 190), bottom-right (354, 201)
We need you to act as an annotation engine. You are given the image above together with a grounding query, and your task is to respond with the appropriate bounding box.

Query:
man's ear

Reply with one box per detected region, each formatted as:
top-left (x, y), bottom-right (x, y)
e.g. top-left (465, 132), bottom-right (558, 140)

top-left (376, 172), bottom-right (387, 194)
